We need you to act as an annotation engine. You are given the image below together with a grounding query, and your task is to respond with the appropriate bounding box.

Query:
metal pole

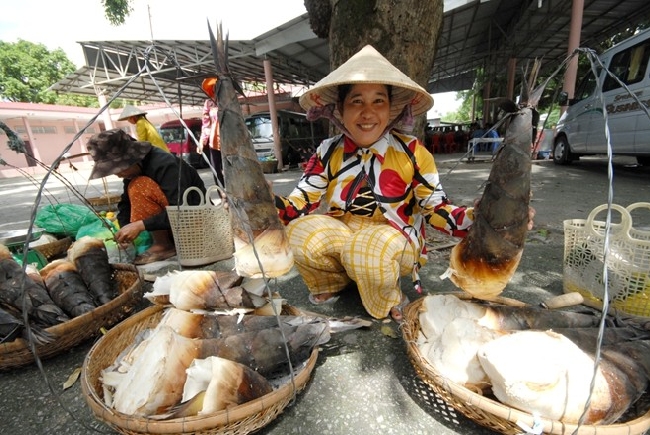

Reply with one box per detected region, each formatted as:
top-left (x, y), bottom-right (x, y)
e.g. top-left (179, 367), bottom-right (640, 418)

top-left (507, 57), bottom-right (517, 101)
top-left (562, 0), bottom-right (585, 112)
top-left (264, 58), bottom-right (283, 170)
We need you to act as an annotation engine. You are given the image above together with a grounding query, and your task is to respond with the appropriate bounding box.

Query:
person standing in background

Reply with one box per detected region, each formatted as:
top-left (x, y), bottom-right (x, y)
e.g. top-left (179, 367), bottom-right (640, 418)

top-left (117, 105), bottom-right (170, 153)
top-left (454, 125), bottom-right (467, 153)
top-left (199, 77), bottom-right (225, 187)
top-left (470, 122), bottom-right (486, 151)
top-left (484, 122), bottom-right (501, 155)
top-left (444, 126), bottom-right (456, 153)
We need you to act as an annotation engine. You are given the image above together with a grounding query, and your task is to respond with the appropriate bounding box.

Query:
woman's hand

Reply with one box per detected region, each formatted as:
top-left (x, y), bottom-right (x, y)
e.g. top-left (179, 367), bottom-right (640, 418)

top-left (527, 206), bottom-right (536, 231)
top-left (115, 220), bottom-right (145, 246)
top-left (209, 187), bottom-right (230, 210)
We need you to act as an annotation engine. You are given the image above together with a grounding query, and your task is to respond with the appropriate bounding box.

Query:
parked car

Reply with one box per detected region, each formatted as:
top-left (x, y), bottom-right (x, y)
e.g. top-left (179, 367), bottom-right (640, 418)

top-left (554, 28), bottom-right (650, 166)
top-left (159, 118), bottom-right (208, 169)
top-left (244, 110), bottom-right (328, 167)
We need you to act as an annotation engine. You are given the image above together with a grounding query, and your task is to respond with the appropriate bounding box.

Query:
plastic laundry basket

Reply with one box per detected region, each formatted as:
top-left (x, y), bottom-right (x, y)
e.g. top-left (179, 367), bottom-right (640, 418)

top-left (166, 186), bottom-right (234, 266)
top-left (563, 202), bottom-right (650, 317)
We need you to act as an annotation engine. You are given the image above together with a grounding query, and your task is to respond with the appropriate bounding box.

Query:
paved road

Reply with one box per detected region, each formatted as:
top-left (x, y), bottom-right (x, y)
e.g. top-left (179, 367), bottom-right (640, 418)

top-left (1, 153), bottom-right (649, 435)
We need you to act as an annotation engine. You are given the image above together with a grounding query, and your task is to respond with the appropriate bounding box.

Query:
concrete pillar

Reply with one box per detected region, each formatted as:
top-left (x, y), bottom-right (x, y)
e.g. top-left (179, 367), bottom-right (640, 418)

top-left (21, 117), bottom-right (40, 164)
top-left (72, 119), bottom-right (91, 163)
top-left (264, 58), bottom-right (283, 169)
top-left (562, 0), bottom-right (585, 109)
top-left (96, 89), bottom-right (114, 130)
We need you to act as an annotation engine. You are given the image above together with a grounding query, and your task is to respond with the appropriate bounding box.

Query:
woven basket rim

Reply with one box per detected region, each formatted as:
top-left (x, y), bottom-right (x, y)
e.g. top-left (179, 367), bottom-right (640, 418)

top-left (402, 292), bottom-right (650, 435)
top-left (82, 304), bottom-right (318, 434)
top-left (0, 263), bottom-right (143, 370)
top-left (86, 194), bottom-right (122, 207)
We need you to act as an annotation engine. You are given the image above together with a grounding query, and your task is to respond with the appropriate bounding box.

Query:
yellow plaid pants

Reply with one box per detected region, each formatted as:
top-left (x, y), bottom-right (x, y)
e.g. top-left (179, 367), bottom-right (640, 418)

top-left (286, 213), bottom-right (418, 319)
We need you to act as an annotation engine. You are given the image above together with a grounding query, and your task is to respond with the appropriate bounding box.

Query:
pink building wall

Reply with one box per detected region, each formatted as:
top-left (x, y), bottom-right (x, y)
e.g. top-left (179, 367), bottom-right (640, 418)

top-left (0, 102), bottom-right (202, 178)
top-left (0, 93), bottom-right (303, 178)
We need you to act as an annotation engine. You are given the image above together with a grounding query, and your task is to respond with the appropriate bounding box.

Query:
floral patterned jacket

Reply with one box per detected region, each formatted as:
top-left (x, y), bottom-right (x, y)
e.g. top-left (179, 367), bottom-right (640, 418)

top-left (275, 130), bottom-right (474, 269)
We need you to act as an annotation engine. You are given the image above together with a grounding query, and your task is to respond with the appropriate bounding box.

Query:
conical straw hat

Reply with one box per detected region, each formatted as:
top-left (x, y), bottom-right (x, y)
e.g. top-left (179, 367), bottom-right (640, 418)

top-left (86, 129), bottom-right (152, 179)
top-left (117, 105), bottom-right (147, 121)
top-left (299, 45), bottom-right (433, 122)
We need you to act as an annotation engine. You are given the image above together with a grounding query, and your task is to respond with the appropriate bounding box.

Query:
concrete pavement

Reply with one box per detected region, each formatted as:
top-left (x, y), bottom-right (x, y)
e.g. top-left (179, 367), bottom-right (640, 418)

top-left (1, 153), bottom-right (650, 435)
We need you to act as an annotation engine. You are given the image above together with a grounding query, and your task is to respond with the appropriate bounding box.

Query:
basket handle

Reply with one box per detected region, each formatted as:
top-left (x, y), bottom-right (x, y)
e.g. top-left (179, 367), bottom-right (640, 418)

top-left (626, 202), bottom-right (650, 241)
top-left (205, 185), bottom-right (227, 209)
top-left (585, 203), bottom-right (632, 238)
top-left (182, 186), bottom-right (206, 206)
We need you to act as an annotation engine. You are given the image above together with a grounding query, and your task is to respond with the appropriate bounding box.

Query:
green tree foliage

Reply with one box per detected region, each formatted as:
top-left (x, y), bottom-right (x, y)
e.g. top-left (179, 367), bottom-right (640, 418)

top-left (0, 40), bottom-right (74, 103)
top-left (444, 22), bottom-right (650, 127)
top-left (102, 0), bottom-right (133, 26)
top-left (441, 90), bottom-right (479, 125)
top-left (0, 40), bottom-right (97, 107)
top-left (56, 93), bottom-right (100, 108)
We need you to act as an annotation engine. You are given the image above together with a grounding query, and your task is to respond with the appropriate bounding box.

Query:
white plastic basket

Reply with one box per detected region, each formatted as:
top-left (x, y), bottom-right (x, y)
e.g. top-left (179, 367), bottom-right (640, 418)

top-left (563, 202), bottom-right (650, 317)
top-left (167, 186), bottom-right (234, 267)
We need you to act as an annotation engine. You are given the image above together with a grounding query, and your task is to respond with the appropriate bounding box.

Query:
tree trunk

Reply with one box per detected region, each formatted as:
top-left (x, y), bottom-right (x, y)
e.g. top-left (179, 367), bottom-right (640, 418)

top-left (305, 0), bottom-right (444, 138)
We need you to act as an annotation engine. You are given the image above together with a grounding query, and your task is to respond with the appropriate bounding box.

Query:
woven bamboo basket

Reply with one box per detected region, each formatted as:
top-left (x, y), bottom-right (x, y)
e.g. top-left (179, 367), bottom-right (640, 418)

top-left (0, 263), bottom-right (144, 370)
top-left (402, 293), bottom-right (650, 435)
top-left (31, 236), bottom-right (73, 260)
top-left (82, 304), bottom-right (318, 435)
top-left (87, 193), bottom-right (122, 210)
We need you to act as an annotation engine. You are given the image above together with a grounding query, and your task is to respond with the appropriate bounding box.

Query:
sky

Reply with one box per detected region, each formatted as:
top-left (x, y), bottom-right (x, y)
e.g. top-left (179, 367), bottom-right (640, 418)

top-left (0, 0), bottom-right (461, 116)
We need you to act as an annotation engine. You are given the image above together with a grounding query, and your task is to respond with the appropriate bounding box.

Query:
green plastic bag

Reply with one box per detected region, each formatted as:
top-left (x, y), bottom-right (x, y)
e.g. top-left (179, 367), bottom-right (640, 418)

top-left (35, 204), bottom-right (100, 237)
top-left (76, 219), bottom-right (153, 255)
top-left (76, 219), bottom-right (116, 240)
top-left (133, 230), bottom-right (153, 255)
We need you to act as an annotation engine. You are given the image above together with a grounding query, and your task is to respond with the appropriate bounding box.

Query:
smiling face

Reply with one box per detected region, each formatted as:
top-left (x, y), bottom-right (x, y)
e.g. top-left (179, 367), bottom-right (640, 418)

top-left (339, 83), bottom-right (391, 148)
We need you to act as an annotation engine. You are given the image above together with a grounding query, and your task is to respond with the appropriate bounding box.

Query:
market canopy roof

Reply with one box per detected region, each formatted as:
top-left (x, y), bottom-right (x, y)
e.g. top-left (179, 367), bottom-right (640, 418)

top-left (50, 0), bottom-right (650, 106)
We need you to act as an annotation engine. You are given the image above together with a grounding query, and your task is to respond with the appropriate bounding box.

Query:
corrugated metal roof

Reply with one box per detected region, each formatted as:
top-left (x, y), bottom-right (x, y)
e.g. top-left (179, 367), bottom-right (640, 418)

top-left (49, 0), bottom-right (650, 105)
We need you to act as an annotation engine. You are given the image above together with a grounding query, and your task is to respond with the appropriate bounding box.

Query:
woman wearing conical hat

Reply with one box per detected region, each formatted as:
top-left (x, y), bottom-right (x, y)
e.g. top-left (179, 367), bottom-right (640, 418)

top-left (118, 105), bottom-right (171, 153)
top-left (86, 129), bottom-right (205, 265)
top-left (274, 45), bottom-right (476, 322)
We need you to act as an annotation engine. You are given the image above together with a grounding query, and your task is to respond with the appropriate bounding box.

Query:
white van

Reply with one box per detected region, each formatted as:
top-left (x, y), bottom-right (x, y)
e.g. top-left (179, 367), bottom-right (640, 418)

top-left (554, 28), bottom-right (650, 166)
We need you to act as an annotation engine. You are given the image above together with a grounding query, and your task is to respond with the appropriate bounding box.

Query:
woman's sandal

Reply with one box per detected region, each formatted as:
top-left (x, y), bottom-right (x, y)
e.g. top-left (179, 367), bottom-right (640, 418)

top-left (389, 294), bottom-right (410, 324)
top-left (308, 293), bottom-right (340, 306)
top-left (133, 248), bottom-right (176, 265)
